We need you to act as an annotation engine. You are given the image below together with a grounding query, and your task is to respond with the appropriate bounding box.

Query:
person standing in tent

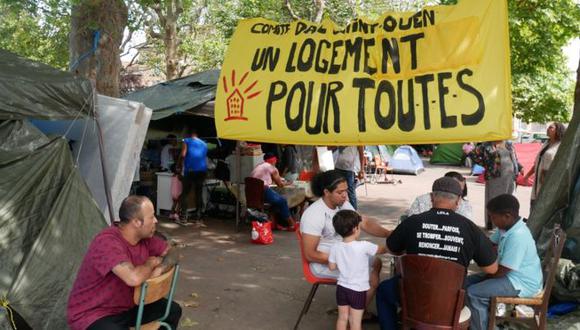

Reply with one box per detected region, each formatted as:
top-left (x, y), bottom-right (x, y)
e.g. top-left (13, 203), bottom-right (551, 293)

top-left (67, 196), bottom-right (182, 330)
top-left (523, 122), bottom-right (566, 210)
top-left (470, 140), bottom-right (520, 229)
top-left (334, 146), bottom-right (366, 210)
top-left (178, 129), bottom-right (208, 224)
top-left (160, 134), bottom-right (177, 171)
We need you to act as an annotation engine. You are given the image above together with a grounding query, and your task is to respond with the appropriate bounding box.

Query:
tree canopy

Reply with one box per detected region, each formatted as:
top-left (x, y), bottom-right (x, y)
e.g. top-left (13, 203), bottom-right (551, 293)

top-left (0, 0), bottom-right (578, 122)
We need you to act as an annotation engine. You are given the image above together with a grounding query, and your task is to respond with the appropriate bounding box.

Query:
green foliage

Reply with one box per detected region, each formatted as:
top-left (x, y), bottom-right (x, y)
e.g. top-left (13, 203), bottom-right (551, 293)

top-left (507, 0), bottom-right (579, 122)
top-left (0, 1), bottom-right (70, 69)
top-left (0, 0), bottom-right (577, 123)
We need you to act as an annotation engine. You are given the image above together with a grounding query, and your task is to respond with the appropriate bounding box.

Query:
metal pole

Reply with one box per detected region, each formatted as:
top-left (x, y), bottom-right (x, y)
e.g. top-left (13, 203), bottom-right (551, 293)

top-left (235, 141), bottom-right (241, 231)
top-left (93, 93), bottom-right (116, 224)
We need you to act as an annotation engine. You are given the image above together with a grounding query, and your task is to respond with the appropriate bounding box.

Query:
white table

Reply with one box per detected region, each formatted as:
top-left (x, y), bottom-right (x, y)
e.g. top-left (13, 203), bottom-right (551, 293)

top-left (155, 172), bottom-right (219, 215)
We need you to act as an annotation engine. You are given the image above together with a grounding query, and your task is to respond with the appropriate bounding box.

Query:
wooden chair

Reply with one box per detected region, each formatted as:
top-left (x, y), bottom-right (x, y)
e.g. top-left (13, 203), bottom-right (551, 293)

top-left (400, 255), bottom-right (471, 330)
top-left (132, 265), bottom-right (180, 330)
top-left (294, 230), bottom-right (337, 330)
top-left (244, 177), bottom-right (277, 226)
top-left (488, 225), bottom-right (567, 330)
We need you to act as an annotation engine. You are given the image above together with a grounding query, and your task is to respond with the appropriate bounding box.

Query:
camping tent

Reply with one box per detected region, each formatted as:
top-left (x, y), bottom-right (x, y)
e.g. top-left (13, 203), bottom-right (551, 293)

top-left (0, 50), bottom-right (109, 329)
top-left (389, 146), bottom-right (425, 175)
top-left (528, 110), bottom-right (580, 302)
top-left (430, 143), bottom-right (464, 165)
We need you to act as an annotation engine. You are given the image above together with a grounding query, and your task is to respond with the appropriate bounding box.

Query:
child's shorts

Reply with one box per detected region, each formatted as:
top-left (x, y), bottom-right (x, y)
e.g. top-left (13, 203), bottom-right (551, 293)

top-left (336, 285), bottom-right (366, 310)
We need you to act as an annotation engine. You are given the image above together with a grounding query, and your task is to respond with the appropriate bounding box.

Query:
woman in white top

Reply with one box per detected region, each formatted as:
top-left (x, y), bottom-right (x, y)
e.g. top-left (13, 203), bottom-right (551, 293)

top-left (402, 171), bottom-right (473, 220)
top-left (524, 122), bottom-right (566, 210)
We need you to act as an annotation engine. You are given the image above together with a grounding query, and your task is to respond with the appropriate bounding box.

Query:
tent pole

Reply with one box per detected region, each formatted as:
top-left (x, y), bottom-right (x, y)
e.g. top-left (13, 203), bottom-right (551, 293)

top-left (93, 94), bottom-right (116, 224)
top-left (235, 141), bottom-right (241, 231)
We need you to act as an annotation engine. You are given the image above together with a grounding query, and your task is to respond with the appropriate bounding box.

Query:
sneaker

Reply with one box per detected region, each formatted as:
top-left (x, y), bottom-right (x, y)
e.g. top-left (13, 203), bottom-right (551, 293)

top-left (169, 213), bottom-right (179, 220)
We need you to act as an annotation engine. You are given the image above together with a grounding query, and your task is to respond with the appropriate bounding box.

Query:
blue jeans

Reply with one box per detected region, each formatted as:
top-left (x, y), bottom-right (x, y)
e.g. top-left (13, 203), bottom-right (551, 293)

top-left (376, 275), bottom-right (400, 330)
top-left (264, 187), bottom-right (290, 225)
top-left (466, 273), bottom-right (519, 330)
top-left (336, 168), bottom-right (357, 209)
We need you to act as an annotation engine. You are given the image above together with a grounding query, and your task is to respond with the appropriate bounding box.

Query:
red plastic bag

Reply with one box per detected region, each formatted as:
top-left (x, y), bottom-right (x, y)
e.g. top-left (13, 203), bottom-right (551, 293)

top-left (251, 220), bottom-right (273, 245)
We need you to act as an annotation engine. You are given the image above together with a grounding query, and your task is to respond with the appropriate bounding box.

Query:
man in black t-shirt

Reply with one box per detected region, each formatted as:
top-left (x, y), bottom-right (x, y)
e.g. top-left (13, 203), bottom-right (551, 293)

top-left (376, 177), bottom-right (498, 330)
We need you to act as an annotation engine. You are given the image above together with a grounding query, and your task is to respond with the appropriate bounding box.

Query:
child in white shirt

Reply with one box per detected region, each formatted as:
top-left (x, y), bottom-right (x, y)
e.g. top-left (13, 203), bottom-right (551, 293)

top-left (329, 210), bottom-right (387, 330)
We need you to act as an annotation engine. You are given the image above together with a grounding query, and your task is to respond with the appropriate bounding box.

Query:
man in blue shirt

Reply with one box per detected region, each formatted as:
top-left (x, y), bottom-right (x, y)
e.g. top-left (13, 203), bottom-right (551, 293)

top-left (466, 194), bottom-right (542, 330)
top-left (178, 129), bottom-right (208, 223)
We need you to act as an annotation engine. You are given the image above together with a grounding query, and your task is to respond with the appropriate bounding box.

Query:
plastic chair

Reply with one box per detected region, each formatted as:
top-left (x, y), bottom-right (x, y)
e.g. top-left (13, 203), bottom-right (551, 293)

top-left (133, 264), bottom-right (180, 330)
top-left (294, 230), bottom-right (337, 330)
top-left (488, 225), bottom-right (566, 330)
top-left (400, 255), bottom-right (471, 329)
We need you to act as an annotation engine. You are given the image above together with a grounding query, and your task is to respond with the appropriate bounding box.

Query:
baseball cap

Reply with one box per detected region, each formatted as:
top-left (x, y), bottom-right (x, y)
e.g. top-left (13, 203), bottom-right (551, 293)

top-left (432, 177), bottom-right (463, 197)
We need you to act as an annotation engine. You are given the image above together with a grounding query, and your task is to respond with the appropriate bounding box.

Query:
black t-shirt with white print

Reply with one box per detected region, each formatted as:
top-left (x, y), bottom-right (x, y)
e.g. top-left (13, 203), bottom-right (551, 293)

top-left (387, 208), bottom-right (496, 268)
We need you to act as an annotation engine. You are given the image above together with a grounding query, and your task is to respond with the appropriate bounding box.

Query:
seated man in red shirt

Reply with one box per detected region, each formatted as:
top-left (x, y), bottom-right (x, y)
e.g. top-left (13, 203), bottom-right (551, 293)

top-left (67, 196), bottom-right (181, 330)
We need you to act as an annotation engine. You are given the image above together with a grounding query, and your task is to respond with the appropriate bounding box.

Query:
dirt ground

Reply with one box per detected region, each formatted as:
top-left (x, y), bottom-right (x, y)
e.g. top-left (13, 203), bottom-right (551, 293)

top-left (157, 162), bottom-right (533, 329)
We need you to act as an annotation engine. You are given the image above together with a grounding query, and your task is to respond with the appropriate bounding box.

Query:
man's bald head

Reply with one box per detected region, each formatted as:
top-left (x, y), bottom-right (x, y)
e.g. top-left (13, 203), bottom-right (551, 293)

top-left (118, 195), bottom-right (149, 224)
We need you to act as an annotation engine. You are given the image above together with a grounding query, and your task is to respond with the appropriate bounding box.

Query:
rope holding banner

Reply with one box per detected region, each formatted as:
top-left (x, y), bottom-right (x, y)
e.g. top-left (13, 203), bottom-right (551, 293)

top-left (0, 295), bottom-right (17, 330)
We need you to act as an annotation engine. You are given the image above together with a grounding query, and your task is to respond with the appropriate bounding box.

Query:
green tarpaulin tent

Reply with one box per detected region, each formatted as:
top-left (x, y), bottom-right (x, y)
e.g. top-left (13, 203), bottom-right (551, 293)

top-left (430, 143), bottom-right (464, 165)
top-left (528, 110), bottom-right (580, 303)
top-left (0, 50), bottom-right (107, 329)
top-left (123, 70), bottom-right (219, 120)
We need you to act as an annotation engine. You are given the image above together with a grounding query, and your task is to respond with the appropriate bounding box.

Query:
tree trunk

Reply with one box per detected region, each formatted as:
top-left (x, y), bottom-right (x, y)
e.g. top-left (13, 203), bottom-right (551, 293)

top-left (151, 0), bottom-right (183, 80)
top-left (574, 51), bottom-right (580, 121)
top-left (69, 0), bottom-right (128, 97)
top-left (164, 13), bottom-right (178, 80)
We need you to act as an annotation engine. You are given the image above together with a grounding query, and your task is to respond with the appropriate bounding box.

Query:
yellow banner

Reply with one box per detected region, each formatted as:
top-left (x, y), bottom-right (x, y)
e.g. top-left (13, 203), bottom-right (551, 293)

top-left (215, 0), bottom-right (512, 145)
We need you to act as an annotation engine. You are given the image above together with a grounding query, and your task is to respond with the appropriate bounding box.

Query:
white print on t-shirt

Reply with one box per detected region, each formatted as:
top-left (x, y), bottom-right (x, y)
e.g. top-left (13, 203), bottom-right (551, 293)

top-left (416, 222), bottom-right (464, 259)
top-left (421, 223), bottom-right (460, 234)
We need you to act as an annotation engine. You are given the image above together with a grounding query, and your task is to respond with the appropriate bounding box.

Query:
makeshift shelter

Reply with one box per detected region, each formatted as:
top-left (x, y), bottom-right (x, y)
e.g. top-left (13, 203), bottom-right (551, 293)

top-left (123, 70), bottom-right (219, 121)
top-left (430, 143), bottom-right (464, 165)
top-left (0, 50), bottom-right (150, 329)
top-left (389, 146), bottom-right (425, 175)
top-left (32, 95), bottom-right (152, 222)
top-left (528, 111), bottom-right (580, 302)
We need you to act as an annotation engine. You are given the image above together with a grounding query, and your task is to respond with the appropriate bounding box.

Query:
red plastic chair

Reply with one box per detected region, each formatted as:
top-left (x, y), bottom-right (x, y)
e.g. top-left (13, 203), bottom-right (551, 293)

top-left (294, 230), bottom-right (336, 330)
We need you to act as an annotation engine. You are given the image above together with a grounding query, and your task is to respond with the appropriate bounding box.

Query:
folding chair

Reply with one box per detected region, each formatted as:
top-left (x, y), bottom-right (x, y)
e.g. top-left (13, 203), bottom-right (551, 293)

top-left (294, 230), bottom-right (337, 330)
top-left (133, 265), bottom-right (180, 330)
top-left (488, 225), bottom-right (566, 330)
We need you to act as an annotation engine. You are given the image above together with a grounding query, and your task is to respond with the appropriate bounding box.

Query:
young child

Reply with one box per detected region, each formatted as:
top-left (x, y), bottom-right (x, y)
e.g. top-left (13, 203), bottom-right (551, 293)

top-left (466, 194), bottom-right (542, 330)
top-left (328, 210), bottom-right (387, 330)
top-left (169, 164), bottom-right (184, 223)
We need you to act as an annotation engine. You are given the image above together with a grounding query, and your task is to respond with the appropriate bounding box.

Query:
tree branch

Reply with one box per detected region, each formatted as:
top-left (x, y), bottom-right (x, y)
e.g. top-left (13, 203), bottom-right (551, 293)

top-left (313, 0), bottom-right (325, 23)
top-left (284, 0), bottom-right (301, 21)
